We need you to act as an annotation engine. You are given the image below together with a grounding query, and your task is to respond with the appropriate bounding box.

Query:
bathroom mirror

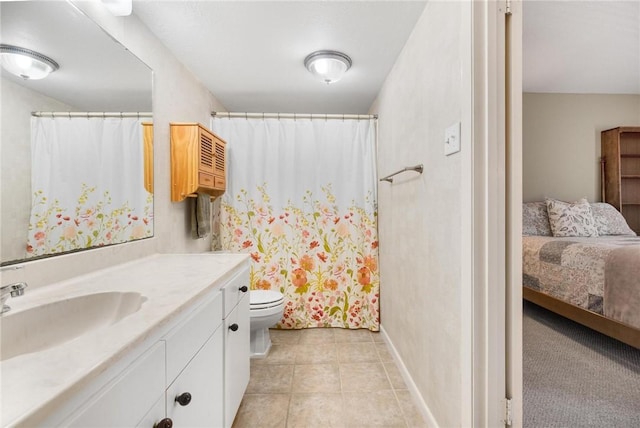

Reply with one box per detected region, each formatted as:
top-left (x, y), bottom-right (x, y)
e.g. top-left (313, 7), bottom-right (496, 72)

top-left (0, 1), bottom-right (153, 265)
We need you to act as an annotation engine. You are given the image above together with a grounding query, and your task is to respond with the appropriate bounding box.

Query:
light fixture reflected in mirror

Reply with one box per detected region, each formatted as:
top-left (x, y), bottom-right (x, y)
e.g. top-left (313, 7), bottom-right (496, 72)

top-left (304, 50), bottom-right (352, 84)
top-left (0, 45), bottom-right (59, 80)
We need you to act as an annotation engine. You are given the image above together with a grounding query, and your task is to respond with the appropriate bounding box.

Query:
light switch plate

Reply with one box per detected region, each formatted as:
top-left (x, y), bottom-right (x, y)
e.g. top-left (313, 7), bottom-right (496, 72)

top-left (444, 122), bottom-right (461, 156)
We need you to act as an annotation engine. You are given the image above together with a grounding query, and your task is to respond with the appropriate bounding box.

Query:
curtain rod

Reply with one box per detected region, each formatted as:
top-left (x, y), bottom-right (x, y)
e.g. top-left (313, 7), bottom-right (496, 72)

top-left (32, 112), bottom-right (152, 118)
top-left (212, 111), bottom-right (377, 120)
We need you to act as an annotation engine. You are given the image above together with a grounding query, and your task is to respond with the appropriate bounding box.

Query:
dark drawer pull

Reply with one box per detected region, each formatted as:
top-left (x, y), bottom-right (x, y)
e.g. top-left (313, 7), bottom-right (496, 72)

top-left (175, 392), bottom-right (192, 406)
top-left (239, 286), bottom-right (248, 293)
top-left (154, 418), bottom-right (173, 428)
top-left (229, 323), bottom-right (239, 332)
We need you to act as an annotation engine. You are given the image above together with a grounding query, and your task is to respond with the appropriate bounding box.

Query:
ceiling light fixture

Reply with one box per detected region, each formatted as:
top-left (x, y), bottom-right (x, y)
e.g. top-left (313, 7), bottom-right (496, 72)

top-left (101, 0), bottom-right (133, 16)
top-left (0, 45), bottom-right (59, 80)
top-left (304, 50), bottom-right (352, 84)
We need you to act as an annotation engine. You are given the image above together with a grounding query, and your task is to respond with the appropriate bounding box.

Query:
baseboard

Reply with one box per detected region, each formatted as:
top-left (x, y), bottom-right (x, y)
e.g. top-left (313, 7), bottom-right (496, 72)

top-left (380, 324), bottom-right (439, 428)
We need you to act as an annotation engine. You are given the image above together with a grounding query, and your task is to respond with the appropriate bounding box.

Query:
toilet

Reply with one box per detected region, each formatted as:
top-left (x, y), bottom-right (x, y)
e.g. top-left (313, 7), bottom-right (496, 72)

top-left (249, 290), bottom-right (285, 358)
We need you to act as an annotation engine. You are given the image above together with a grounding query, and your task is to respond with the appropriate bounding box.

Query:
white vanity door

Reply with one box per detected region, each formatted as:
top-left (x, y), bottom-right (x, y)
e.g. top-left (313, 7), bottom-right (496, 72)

top-left (166, 325), bottom-right (224, 428)
top-left (135, 396), bottom-right (165, 428)
top-left (164, 291), bottom-right (223, 384)
top-left (223, 292), bottom-right (250, 428)
top-left (65, 342), bottom-right (165, 427)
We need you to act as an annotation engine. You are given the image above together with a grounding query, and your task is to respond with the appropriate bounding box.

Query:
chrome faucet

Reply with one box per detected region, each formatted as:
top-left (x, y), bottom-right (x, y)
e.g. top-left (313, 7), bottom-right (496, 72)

top-left (1, 282), bottom-right (28, 314)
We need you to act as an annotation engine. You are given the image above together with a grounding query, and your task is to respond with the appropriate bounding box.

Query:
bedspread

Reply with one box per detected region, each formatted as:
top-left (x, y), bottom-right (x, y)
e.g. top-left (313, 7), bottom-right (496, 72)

top-left (523, 235), bottom-right (640, 328)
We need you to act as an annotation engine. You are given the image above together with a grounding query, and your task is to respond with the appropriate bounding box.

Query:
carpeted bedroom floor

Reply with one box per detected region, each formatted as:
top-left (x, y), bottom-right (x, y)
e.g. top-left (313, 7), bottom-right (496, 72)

top-left (523, 301), bottom-right (640, 427)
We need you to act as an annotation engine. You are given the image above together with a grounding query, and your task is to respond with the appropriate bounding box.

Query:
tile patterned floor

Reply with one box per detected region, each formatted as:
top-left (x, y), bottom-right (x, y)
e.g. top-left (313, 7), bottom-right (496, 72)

top-left (232, 328), bottom-right (429, 428)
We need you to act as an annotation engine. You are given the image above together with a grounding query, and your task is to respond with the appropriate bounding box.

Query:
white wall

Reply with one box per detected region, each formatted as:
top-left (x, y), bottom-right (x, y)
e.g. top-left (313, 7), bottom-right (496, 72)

top-left (523, 93), bottom-right (640, 202)
top-left (369, 1), bottom-right (472, 426)
top-left (0, 79), bottom-right (76, 263)
top-left (1, 1), bottom-right (226, 288)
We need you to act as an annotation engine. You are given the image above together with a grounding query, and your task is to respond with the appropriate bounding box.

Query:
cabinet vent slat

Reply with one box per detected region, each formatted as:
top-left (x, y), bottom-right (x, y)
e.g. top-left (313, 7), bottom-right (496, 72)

top-left (215, 142), bottom-right (225, 170)
top-left (200, 134), bottom-right (213, 168)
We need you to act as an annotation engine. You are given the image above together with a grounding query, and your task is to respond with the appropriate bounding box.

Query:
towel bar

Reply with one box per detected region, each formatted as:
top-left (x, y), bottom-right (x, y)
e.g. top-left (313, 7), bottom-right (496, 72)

top-left (379, 164), bottom-right (423, 183)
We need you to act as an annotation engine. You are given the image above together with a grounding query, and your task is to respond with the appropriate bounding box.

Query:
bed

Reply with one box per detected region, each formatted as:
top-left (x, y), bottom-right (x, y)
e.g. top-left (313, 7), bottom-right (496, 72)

top-left (522, 200), bottom-right (640, 348)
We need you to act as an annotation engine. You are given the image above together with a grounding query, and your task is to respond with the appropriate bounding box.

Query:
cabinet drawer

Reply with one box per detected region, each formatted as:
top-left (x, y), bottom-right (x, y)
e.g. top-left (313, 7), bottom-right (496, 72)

top-left (214, 175), bottom-right (226, 190)
top-left (222, 269), bottom-right (250, 317)
top-left (66, 342), bottom-right (165, 427)
top-left (199, 171), bottom-right (215, 188)
top-left (164, 291), bottom-right (223, 384)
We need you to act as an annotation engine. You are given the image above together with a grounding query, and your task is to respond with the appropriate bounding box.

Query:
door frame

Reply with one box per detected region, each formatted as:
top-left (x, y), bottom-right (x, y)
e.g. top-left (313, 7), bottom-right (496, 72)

top-left (471, 0), bottom-right (522, 426)
top-left (505, 1), bottom-right (523, 426)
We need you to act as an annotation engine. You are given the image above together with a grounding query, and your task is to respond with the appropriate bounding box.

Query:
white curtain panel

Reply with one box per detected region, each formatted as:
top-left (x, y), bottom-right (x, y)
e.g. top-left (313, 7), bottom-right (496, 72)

top-left (27, 117), bottom-right (153, 257)
top-left (212, 117), bottom-right (380, 330)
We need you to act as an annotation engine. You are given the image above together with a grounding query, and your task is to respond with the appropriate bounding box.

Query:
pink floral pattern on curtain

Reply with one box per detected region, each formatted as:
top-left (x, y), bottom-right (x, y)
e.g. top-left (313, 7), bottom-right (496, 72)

top-left (27, 185), bottom-right (153, 256)
top-left (221, 184), bottom-right (379, 330)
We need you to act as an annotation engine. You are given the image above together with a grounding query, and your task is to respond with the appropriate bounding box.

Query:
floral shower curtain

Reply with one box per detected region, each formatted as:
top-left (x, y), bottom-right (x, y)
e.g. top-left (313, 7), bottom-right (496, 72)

top-left (27, 117), bottom-right (153, 257)
top-left (211, 117), bottom-right (379, 330)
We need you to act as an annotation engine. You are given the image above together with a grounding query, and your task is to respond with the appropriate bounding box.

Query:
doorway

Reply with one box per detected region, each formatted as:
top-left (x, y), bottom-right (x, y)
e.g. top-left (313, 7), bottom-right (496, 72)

top-left (518, 1), bottom-right (640, 426)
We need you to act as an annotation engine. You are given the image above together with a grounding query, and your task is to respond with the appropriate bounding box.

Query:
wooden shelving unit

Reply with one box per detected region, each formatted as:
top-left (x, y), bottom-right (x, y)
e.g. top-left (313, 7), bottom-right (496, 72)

top-left (601, 126), bottom-right (640, 234)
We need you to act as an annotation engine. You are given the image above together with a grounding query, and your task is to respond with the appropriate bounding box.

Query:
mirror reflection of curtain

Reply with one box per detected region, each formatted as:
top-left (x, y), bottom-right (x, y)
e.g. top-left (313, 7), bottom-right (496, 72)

top-left (212, 117), bottom-right (379, 330)
top-left (27, 117), bottom-right (153, 257)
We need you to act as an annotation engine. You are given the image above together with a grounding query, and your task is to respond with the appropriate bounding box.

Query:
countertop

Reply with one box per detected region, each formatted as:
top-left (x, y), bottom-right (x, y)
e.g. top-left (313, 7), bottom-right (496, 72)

top-left (0, 253), bottom-right (249, 427)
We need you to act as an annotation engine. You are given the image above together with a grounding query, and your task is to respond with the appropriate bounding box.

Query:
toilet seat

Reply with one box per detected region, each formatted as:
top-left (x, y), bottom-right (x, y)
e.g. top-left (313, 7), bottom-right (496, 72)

top-left (250, 290), bottom-right (284, 310)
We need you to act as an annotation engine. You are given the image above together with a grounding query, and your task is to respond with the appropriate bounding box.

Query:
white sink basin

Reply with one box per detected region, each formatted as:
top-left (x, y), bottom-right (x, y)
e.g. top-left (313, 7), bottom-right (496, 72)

top-left (0, 291), bottom-right (146, 361)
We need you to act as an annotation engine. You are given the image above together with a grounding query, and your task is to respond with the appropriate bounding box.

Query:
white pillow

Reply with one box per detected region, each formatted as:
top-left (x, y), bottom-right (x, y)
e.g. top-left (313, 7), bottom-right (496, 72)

top-left (545, 198), bottom-right (599, 237)
top-left (590, 203), bottom-right (637, 236)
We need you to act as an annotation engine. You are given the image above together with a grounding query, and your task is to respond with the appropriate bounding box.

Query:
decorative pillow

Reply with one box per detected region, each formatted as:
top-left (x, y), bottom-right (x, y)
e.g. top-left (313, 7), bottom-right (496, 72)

top-left (522, 202), bottom-right (552, 236)
top-left (590, 203), bottom-right (637, 236)
top-left (545, 198), bottom-right (599, 237)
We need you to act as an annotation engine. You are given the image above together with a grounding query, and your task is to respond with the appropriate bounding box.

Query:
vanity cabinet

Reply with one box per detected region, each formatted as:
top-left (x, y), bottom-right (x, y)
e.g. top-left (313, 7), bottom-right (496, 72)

top-left (52, 263), bottom-right (251, 428)
top-left (170, 122), bottom-right (227, 202)
top-left (64, 292), bottom-right (224, 428)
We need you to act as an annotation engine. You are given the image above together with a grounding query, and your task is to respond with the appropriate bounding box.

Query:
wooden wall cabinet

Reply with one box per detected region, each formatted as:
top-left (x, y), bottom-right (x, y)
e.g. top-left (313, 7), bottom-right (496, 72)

top-left (601, 126), bottom-right (640, 233)
top-left (170, 123), bottom-right (227, 202)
